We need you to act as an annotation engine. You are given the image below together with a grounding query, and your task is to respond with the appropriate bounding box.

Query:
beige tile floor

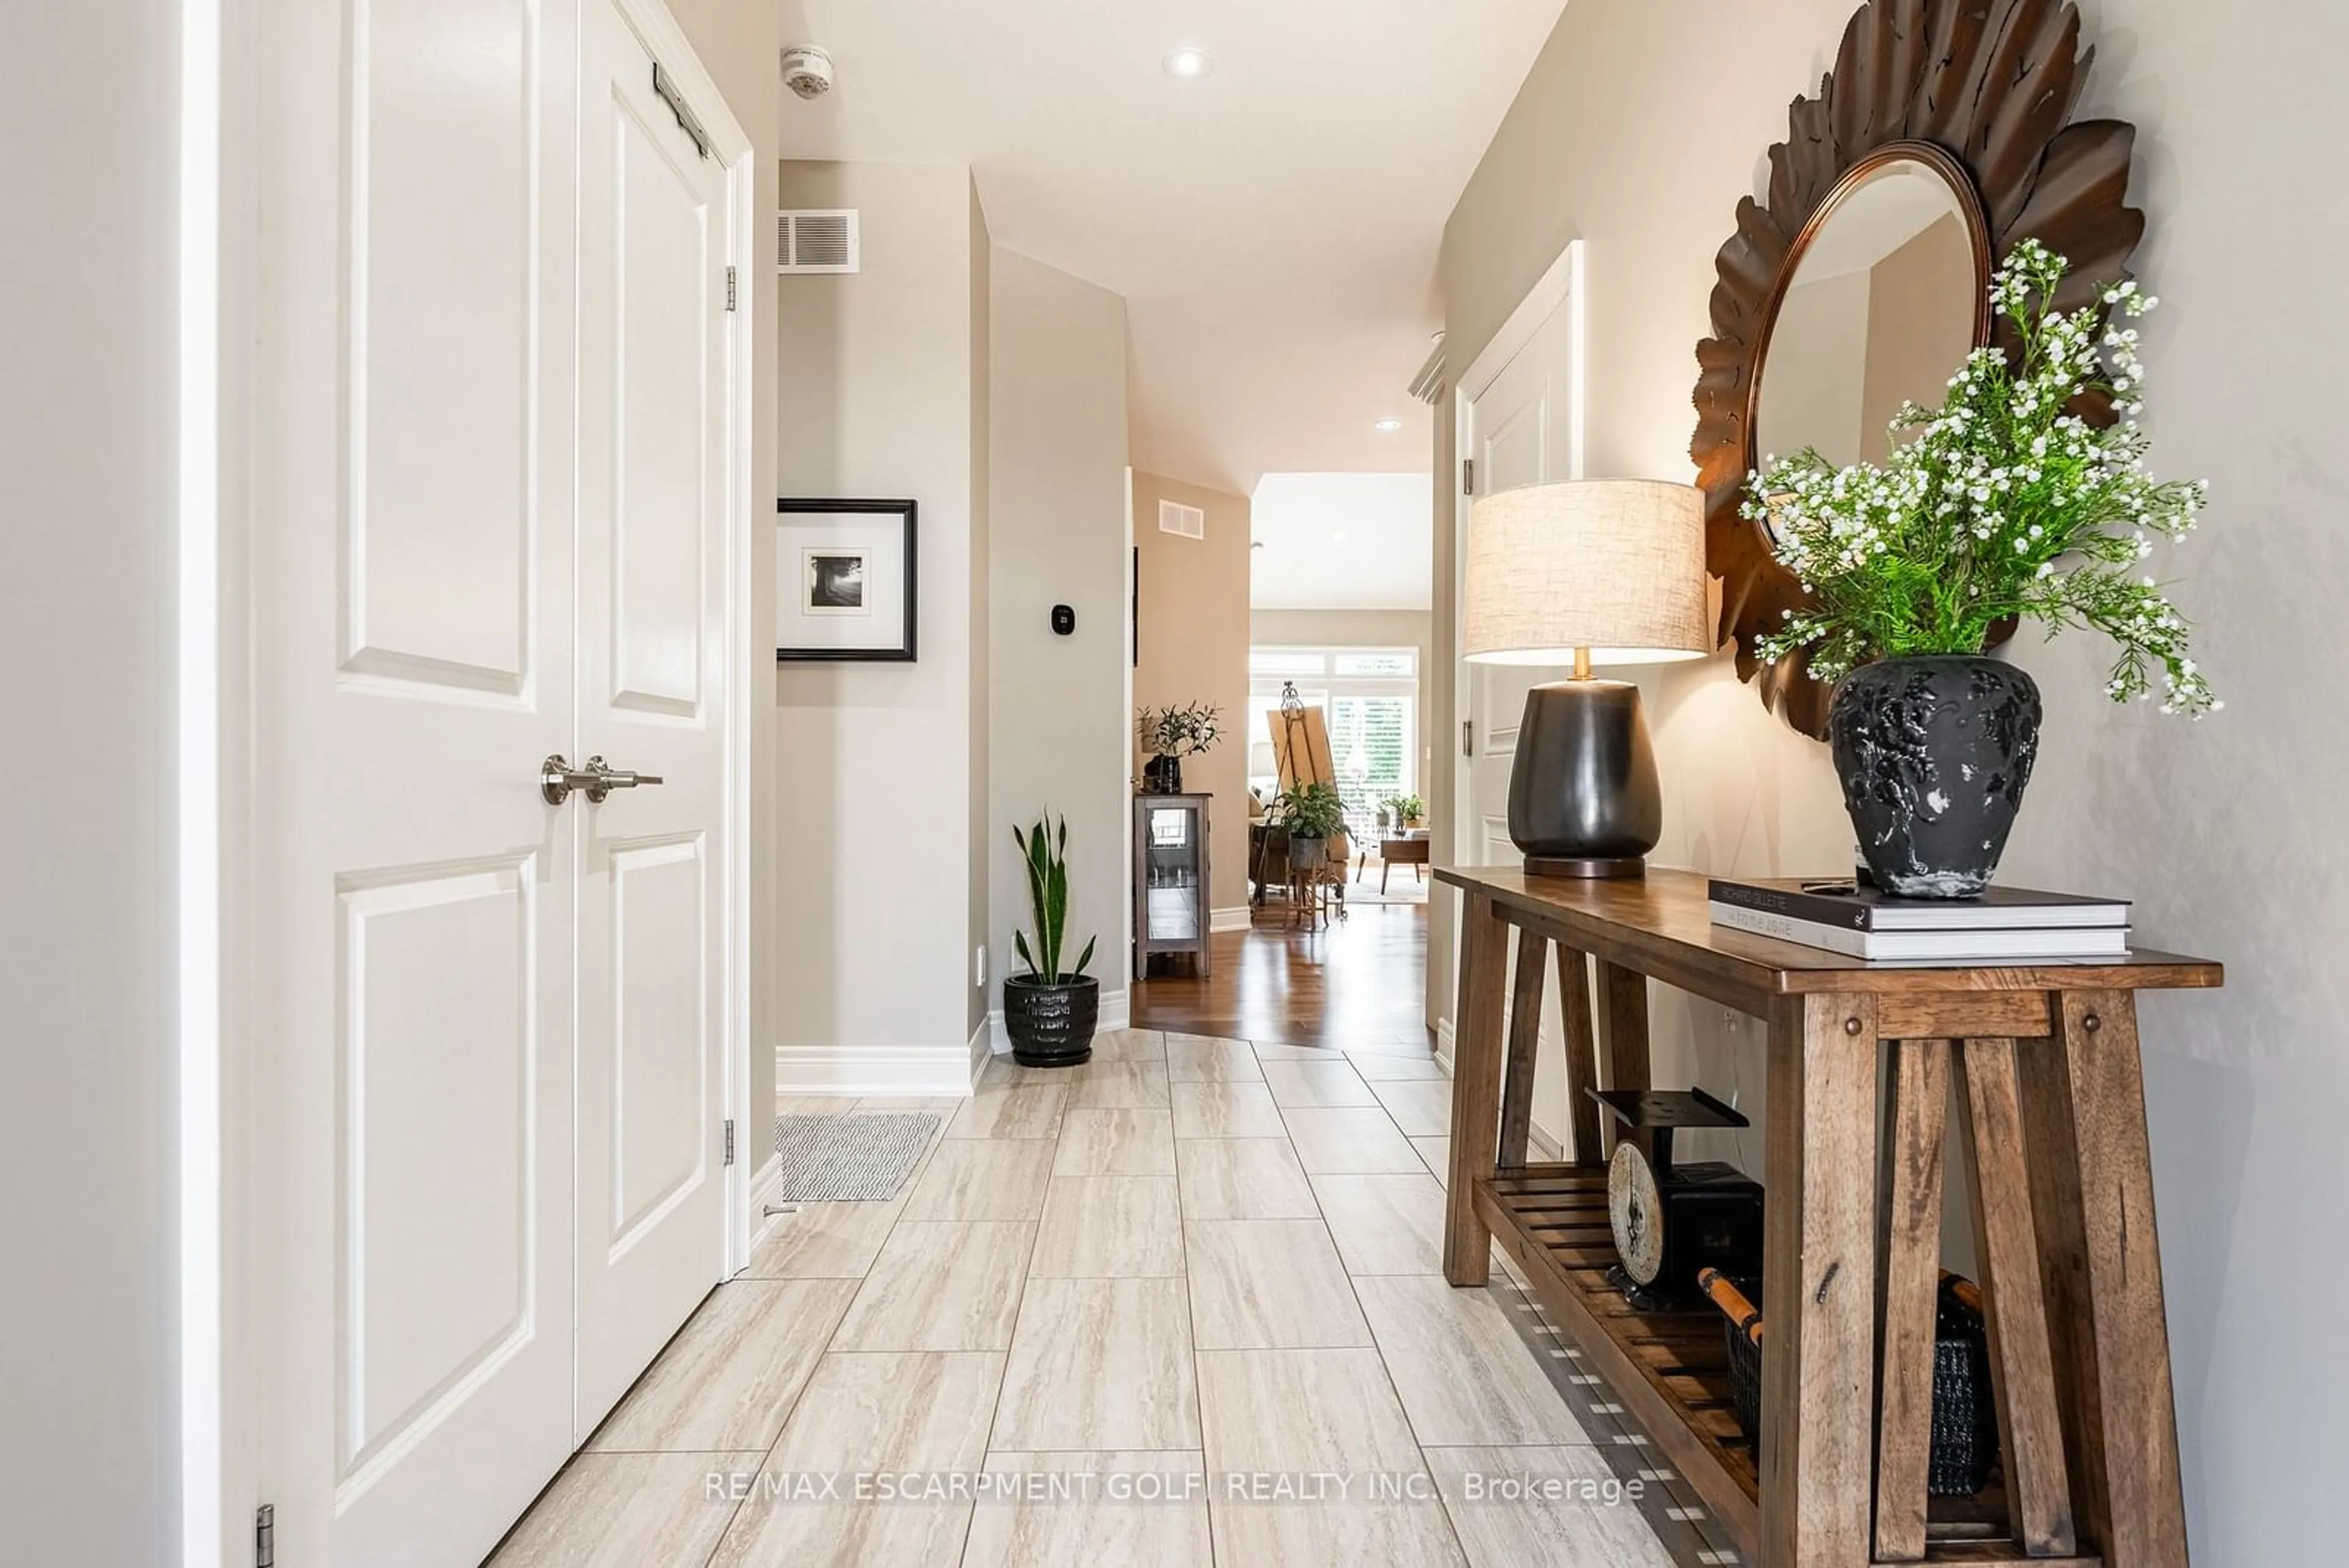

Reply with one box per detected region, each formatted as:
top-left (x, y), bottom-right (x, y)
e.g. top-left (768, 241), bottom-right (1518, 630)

top-left (489, 1031), bottom-right (1682, 1568)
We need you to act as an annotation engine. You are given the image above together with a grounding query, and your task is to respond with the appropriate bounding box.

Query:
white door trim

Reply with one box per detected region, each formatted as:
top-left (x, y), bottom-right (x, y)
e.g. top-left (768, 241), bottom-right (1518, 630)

top-left (601, 0), bottom-right (763, 1278)
top-left (190, 1), bottom-right (760, 1560)
top-left (1442, 238), bottom-right (1584, 1044)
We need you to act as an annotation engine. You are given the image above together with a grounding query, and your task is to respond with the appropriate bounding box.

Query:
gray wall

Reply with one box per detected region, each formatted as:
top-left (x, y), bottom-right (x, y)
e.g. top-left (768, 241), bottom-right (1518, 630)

top-left (0, 1), bottom-right (182, 1560)
top-left (1441, 0), bottom-right (2349, 1558)
top-left (988, 250), bottom-right (1130, 1006)
top-left (774, 161), bottom-right (991, 1065)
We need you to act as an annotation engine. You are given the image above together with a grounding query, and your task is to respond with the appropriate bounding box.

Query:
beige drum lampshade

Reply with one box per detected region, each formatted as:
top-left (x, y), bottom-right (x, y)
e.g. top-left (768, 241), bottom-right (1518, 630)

top-left (1463, 479), bottom-right (1710, 665)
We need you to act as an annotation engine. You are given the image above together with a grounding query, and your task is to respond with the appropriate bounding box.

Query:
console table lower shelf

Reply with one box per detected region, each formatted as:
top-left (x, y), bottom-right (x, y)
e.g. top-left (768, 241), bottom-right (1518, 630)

top-left (1474, 1165), bottom-right (2096, 1566)
top-left (1436, 864), bottom-right (2219, 1568)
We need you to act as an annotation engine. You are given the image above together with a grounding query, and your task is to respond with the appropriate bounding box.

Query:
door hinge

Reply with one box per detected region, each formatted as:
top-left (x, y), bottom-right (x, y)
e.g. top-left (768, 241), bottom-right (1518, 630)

top-left (725, 266), bottom-right (738, 312)
top-left (1462, 719), bottom-right (1474, 757)
top-left (255, 1504), bottom-right (275, 1568)
top-left (1461, 458), bottom-right (1475, 496)
top-left (723, 1118), bottom-right (736, 1166)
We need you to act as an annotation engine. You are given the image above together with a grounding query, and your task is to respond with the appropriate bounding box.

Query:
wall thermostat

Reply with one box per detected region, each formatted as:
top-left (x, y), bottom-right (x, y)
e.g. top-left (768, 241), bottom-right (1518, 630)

top-left (1051, 604), bottom-right (1075, 636)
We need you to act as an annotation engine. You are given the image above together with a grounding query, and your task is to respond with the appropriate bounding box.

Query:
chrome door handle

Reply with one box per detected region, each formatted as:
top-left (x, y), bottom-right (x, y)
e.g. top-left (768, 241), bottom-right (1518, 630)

top-left (541, 754), bottom-right (665, 804)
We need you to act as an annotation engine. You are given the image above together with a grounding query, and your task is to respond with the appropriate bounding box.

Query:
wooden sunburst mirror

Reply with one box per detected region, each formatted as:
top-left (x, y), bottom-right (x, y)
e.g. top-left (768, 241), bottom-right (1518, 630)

top-left (1690, 0), bottom-right (2145, 737)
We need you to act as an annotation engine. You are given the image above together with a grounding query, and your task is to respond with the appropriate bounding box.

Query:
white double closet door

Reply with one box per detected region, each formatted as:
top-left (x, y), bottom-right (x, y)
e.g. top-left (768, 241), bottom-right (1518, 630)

top-left (251, 0), bottom-right (738, 1562)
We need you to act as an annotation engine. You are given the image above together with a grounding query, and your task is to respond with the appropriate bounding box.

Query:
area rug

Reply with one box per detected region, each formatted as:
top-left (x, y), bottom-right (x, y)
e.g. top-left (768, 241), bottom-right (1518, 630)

top-left (770, 1112), bottom-right (940, 1202)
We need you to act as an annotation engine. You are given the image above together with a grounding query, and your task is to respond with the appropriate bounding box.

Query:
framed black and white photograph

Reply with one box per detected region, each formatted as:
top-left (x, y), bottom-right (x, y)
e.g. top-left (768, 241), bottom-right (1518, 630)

top-left (776, 498), bottom-right (916, 660)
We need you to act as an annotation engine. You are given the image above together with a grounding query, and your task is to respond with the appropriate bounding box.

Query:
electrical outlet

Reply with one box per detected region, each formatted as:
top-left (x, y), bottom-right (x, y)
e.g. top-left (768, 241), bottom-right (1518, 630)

top-left (975, 945), bottom-right (986, 989)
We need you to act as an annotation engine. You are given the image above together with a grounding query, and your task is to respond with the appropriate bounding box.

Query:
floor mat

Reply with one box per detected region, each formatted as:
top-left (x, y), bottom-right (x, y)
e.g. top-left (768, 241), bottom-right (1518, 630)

top-left (769, 1112), bottom-right (940, 1202)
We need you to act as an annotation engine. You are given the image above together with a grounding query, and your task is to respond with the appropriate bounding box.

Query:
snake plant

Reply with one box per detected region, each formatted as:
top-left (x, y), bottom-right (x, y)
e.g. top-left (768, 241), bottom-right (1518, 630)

top-left (1012, 813), bottom-right (1096, 984)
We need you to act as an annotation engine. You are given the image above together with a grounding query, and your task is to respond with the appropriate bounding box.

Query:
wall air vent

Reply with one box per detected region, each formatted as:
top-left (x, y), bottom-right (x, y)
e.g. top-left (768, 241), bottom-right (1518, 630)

top-left (777, 209), bottom-right (859, 274)
top-left (1157, 500), bottom-right (1205, 540)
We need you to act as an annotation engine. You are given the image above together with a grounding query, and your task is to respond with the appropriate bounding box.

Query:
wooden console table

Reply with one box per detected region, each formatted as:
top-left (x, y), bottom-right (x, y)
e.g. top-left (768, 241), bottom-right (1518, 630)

top-left (1436, 865), bottom-right (2219, 1568)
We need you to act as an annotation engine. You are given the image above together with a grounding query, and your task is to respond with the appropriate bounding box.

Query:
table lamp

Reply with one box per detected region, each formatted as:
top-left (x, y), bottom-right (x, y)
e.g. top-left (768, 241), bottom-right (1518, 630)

top-left (1461, 479), bottom-right (1709, 877)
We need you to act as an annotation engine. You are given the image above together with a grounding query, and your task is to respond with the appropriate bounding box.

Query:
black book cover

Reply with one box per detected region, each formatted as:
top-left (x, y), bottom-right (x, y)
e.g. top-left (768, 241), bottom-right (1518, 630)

top-left (1707, 876), bottom-right (2130, 932)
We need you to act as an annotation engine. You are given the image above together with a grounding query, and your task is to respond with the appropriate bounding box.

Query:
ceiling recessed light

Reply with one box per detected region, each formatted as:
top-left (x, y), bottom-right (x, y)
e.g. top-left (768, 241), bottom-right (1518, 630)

top-left (1373, 417), bottom-right (1405, 433)
top-left (1162, 47), bottom-right (1213, 80)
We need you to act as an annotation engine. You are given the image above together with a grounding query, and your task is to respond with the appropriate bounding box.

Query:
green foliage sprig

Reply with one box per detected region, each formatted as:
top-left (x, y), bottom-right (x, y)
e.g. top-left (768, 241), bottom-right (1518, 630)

top-left (1275, 781), bottom-right (1348, 841)
top-left (1012, 813), bottom-right (1095, 984)
top-left (1137, 702), bottom-right (1225, 758)
top-left (1749, 239), bottom-right (2217, 716)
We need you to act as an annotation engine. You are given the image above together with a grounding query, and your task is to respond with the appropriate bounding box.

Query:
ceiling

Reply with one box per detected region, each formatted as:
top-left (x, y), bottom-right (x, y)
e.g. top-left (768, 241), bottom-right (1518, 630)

top-left (1249, 472), bottom-right (1433, 611)
top-left (773, 0), bottom-right (1565, 495)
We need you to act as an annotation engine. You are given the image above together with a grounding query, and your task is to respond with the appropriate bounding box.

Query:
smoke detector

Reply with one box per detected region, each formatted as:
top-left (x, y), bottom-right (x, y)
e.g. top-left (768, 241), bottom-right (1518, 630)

top-left (781, 45), bottom-right (835, 100)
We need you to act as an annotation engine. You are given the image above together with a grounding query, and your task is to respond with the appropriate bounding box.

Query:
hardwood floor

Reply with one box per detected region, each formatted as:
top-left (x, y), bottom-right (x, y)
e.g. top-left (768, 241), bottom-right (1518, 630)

top-left (1133, 902), bottom-right (1431, 1049)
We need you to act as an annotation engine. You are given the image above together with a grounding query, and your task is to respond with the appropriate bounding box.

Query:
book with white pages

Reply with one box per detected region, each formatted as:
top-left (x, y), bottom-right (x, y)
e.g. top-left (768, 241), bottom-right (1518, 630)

top-left (1709, 899), bottom-right (2131, 962)
top-left (1705, 875), bottom-right (2129, 932)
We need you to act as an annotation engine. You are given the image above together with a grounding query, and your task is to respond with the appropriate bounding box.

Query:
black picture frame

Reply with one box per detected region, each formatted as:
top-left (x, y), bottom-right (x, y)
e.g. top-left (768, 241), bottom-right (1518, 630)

top-left (775, 497), bottom-right (918, 662)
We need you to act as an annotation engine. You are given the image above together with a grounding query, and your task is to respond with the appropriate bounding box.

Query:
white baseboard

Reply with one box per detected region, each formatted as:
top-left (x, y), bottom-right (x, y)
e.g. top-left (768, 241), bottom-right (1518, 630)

top-left (1425, 1019), bottom-right (1562, 1159)
top-left (1209, 905), bottom-right (1252, 934)
top-left (987, 987), bottom-right (1130, 1056)
top-left (775, 1041), bottom-right (984, 1096)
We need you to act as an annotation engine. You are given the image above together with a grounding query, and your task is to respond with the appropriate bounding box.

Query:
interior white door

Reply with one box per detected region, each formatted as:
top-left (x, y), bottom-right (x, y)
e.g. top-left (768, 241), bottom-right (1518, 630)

top-left (250, 0), bottom-right (582, 1562)
top-left (1463, 294), bottom-right (1581, 867)
top-left (1455, 284), bottom-right (1583, 1156)
top-left (572, 0), bottom-right (735, 1436)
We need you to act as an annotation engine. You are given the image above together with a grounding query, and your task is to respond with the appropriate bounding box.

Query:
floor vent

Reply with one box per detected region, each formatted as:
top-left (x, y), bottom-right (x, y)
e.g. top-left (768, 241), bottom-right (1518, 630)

top-left (1158, 499), bottom-right (1205, 540)
top-left (777, 209), bottom-right (859, 273)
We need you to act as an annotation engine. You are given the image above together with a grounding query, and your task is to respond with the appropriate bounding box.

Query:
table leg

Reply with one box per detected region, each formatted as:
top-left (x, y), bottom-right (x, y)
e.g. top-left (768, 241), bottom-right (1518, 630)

top-left (1497, 931), bottom-right (1549, 1170)
top-left (1593, 960), bottom-right (1651, 1157)
top-left (1442, 891), bottom-right (1510, 1285)
top-left (2019, 992), bottom-right (2189, 1568)
top-left (1873, 1038), bottom-right (1950, 1562)
top-left (1553, 945), bottom-right (1603, 1165)
top-left (1761, 993), bottom-right (1879, 1567)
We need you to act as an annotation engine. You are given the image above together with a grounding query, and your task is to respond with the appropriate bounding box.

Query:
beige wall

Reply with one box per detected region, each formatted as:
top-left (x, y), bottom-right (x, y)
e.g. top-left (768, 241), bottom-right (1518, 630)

top-left (1859, 214), bottom-right (1976, 453)
top-left (1, 2), bottom-right (178, 1557)
top-left (1758, 265), bottom-right (1870, 467)
top-left (990, 250), bottom-right (1132, 1003)
top-left (669, 0), bottom-right (782, 1172)
top-left (1442, 1), bottom-right (2349, 1558)
top-left (1134, 472), bottom-right (1252, 916)
top-left (775, 161), bottom-right (989, 1066)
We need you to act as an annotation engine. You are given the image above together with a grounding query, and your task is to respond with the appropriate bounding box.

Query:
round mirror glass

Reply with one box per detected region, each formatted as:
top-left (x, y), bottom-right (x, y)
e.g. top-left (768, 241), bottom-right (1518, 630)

top-left (1753, 154), bottom-right (1987, 494)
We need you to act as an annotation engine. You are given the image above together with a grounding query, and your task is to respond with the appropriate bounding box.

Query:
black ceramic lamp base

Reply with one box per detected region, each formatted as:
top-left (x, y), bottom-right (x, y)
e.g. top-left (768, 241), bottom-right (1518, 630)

top-left (1507, 680), bottom-right (1662, 879)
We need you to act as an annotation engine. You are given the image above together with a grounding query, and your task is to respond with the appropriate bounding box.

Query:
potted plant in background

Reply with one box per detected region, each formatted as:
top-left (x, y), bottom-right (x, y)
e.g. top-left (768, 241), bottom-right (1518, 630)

top-left (1275, 781), bottom-right (1348, 875)
top-left (1003, 813), bottom-right (1099, 1067)
top-left (1137, 701), bottom-right (1224, 794)
top-left (1751, 240), bottom-right (2216, 897)
top-left (1384, 793), bottom-right (1425, 831)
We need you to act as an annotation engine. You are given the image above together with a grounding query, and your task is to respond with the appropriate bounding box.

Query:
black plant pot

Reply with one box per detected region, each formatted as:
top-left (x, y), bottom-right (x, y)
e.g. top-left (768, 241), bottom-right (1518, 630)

top-left (1142, 755), bottom-right (1183, 795)
top-left (1001, 974), bottom-right (1100, 1068)
top-left (1827, 656), bottom-right (2043, 899)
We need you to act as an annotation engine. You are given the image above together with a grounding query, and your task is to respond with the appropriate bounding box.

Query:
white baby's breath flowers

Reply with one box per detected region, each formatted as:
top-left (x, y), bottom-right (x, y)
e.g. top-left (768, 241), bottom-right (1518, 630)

top-left (1749, 239), bottom-right (2215, 714)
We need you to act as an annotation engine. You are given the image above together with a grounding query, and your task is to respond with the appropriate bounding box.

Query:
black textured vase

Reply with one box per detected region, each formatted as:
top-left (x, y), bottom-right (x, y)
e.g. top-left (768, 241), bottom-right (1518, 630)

top-left (1142, 756), bottom-right (1182, 795)
top-left (1001, 975), bottom-right (1099, 1067)
top-left (1827, 656), bottom-right (2042, 899)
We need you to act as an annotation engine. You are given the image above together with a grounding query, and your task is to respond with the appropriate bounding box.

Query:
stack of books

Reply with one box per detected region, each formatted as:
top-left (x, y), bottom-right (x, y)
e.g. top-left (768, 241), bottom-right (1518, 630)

top-left (1707, 876), bottom-right (2131, 962)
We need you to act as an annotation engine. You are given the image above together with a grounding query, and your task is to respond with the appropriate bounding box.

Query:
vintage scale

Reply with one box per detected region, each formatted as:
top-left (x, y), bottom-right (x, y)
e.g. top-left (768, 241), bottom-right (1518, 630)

top-left (1589, 1087), bottom-right (1765, 1310)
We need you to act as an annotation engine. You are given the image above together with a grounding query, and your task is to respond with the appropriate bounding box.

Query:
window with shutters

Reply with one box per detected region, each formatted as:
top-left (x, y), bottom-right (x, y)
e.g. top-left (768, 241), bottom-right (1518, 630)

top-left (1244, 645), bottom-right (1419, 840)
